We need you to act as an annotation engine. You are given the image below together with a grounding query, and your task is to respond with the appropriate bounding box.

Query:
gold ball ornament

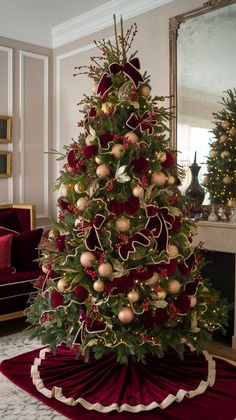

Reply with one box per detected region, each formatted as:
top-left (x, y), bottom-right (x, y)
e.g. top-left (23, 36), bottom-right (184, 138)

top-left (209, 149), bottom-right (217, 159)
top-left (221, 150), bottom-right (230, 159)
top-left (57, 278), bottom-right (70, 292)
top-left (76, 197), bottom-right (90, 210)
top-left (168, 279), bottom-right (181, 294)
top-left (219, 134), bottom-right (228, 143)
top-left (156, 151), bottom-right (167, 162)
top-left (203, 176), bottom-right (209, 185)
top-left (151, 171), bottom-right (167, 186)
top-left (190, 295), bottom-right (197, 308)
top-left (228, 198), bottom-right (236, 207)
top-left (221, 120), bottom-right (231, 130)
top-left (98, 263), bottom-right (113, 278)
top-left (96, 164), bottom-right (110, 178)
top-left (140, 85), bottom-right (151, 97)
top-left (118, 307), bottom-right (134, 323)
top-left (95, 156), bottom-right (103, 165)
top-left (115, 216), bottom-right (131, 232)
top-left (80, 251), bottom-right (96, 267)
top-left (132, 185), bottom-right (144, 197)
top-left (101, 102), bottom-right (114, 113)
top-left (223, 175), bottom-right (232, 185)
top-left (125, 131), bottom-right (139, 144)
top-left (93, 280), bottom-right (105, 292)
top-left (60, 184), bottom-right (68, 197)
top-left (229, 127), bottom-right (236, 137)
top-left (167, 176), bottom-right (175, 185)
top-left (111, 144), bottom-right (125, 159)
top-left (168, 244), bottom-right (179, 258)
top-left (127, 289), bottom-right (139, 303)
top-left (145, 272), bottom-right (160, 285)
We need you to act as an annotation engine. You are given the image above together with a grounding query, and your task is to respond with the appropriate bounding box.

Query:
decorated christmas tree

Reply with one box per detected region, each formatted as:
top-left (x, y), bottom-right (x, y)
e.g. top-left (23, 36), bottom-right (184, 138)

top-left (204, 89), bottom-right (236, 206)
top-left (26, 18), bottom-right (229, 365)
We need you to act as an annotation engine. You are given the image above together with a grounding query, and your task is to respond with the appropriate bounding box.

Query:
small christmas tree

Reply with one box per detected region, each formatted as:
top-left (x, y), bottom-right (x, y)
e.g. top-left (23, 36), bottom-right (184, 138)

top-left (26, 18), bottom-right (229, 364)
top-left (204, 89), bottom-right (236, 206)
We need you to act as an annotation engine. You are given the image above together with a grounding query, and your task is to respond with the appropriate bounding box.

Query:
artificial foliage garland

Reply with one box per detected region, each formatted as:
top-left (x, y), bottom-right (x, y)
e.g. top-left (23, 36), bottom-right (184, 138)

top-left (26, 17), bottom-right (229, 364)
top-left (204, 89), bottom-right (236, 205)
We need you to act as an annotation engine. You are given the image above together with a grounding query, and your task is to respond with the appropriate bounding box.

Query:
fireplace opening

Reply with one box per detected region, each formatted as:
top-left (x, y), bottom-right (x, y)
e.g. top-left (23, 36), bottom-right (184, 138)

top-left (201, 250), bottom-right (235, 346)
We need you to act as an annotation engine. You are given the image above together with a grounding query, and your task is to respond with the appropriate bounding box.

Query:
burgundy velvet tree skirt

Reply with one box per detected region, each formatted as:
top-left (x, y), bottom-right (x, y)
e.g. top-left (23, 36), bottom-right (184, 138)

top-left (1, 345), bottom-right (236, 419)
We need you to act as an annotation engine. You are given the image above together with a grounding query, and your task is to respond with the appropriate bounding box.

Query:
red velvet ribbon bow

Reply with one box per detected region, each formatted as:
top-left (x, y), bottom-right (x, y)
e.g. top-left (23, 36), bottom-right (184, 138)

top-left (97, 58), bottom-right (143, 97)
top-left (79, 310), bottom-right (107, 333)
top-left (118, 229), bottom-right (150, 261)
top-left (98, 133), bottom-right (114, 149)
top-left (145, 205), bottom-right (175, 252)
top-left (77, 214), bottom-right (105, 252)
top-left (126, 111), bottom-right (157, 135)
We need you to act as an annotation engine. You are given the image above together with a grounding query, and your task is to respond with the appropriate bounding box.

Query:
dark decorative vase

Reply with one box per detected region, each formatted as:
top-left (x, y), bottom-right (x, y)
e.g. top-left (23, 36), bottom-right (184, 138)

top-left (185, 152), bottom-right (205, 205)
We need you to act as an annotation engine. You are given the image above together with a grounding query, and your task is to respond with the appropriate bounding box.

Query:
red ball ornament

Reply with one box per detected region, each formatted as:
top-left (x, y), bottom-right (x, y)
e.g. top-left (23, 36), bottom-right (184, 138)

top-left (118, 307), bottom-right (134, 323)
top-left (98, 262), bottom-right (113, 277)
top-left (80, 251), bottom-right (96, 267)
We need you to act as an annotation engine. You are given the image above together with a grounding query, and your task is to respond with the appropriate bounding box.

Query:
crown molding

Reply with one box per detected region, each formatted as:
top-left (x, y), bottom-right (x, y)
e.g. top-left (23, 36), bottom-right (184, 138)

top-left (52, 0), bottom-right (174, 48)
top-left (0, 14), bottom-right (52, 48)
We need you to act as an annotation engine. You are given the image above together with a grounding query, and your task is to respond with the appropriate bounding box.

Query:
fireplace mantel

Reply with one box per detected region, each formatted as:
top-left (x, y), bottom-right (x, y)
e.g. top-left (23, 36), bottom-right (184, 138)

top-left (193, 221), bottom-right (236, 349)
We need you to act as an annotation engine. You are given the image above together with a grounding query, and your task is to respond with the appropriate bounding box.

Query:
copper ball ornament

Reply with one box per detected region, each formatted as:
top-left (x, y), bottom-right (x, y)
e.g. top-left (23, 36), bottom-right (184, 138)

top-left (151, 171), bottom-right (167, 186)
top-left (96, 164), bottom-right (110, 178)
top-left (57, 278), bottom-right (70, 292)
top-left (209, 149), bottom-right (217, 159)
top-left (220, 150), bottom-right (230, 159)
top-left (80, 251), bottom-right (96, 267)
top-left (132, 185), bottom-right (144, 197)
top-left (156, 151), bottom-right (167, 162)
top-left (118, 307), bottom-right (134, 323)
top-left (167, 176), bottom-right (175, 185)
top-left (221, 120), bottom-right (231, 130)
top-left (223, 175), bottom-right (232, 185)
top-left (111, 144), bottom-right (125, 159)
top-left (229, 127), bottom-right (236, 137)
top-left (219, 134), bottom-right (228, 143)
top-left (125, 131), bottom-right (139, 144)
top-left (140, 85), bottom-right (151, 97)
top-left (98, 262), bottom-right (113, 278)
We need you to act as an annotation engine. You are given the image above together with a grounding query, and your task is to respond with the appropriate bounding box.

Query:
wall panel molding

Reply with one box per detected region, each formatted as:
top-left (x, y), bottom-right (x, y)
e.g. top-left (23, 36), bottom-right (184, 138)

top-left (0, 45), bottom-right (13, 203)
top-left (19, 50), bottom-right (49, 218)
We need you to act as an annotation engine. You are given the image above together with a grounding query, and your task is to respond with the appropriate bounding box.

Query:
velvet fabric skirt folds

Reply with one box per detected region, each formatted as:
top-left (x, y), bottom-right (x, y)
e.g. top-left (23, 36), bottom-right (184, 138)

top-left (1, 346), bottom-right (236, 419)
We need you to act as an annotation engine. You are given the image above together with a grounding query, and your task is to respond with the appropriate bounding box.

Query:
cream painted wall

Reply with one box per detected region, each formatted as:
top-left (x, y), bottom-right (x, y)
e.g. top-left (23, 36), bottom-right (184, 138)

top-left (52, 0), bottom-right (203, 219)
top-left (0, 0), bottom-right (204, 224)
top-left (0, 36), bottom-right (53, 226)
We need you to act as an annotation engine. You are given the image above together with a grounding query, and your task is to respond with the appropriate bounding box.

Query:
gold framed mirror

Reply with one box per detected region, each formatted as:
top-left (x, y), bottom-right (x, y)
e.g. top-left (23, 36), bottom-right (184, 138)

top-left (169, 0), bottom-right (236, 203)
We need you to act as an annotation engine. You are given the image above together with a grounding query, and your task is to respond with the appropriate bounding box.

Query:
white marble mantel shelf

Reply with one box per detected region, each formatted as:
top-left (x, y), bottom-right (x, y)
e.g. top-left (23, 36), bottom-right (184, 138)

top-left (192, 221), bottom-right (236, 349)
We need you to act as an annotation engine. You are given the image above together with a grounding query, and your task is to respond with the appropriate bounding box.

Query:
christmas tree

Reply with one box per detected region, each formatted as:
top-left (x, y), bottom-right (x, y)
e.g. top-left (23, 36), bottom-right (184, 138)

top-left (26, 18), bottom-right (229, 364)
top-left (204, 89), bottom-right (236, 206)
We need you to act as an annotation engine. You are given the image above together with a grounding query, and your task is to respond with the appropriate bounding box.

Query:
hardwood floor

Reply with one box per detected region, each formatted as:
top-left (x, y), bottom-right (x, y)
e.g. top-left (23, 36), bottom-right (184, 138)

top-left (1, 317), bottom-right (236, 362)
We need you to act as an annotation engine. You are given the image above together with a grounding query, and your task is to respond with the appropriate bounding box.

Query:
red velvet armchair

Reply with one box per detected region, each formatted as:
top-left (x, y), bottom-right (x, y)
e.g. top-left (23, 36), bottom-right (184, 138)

top-left (0, 204), bottom-right (43, 322)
